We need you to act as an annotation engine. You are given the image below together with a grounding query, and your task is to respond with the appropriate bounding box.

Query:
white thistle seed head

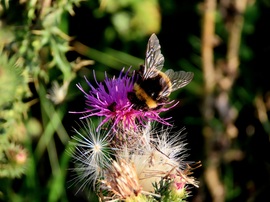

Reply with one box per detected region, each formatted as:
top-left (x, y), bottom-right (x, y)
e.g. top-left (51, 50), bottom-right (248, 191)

top-left (116, 123), bottom-right (191, 192)
top-left (69, 119), bottom-right (114, 192)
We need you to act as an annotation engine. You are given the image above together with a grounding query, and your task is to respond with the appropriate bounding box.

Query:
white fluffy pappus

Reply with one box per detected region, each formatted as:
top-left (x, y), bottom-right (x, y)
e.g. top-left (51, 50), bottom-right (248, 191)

top-left (117, 123), bottom-right (191, 192)
top-left (68, 119), bottom-right (115, 193)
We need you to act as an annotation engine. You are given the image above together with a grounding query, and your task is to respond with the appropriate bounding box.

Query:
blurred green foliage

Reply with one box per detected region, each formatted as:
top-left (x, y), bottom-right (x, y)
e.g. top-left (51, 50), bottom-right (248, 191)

top-left (0, 0), bottom-right (270, 201)
top-left (0, 50), bottom-right (29, 178)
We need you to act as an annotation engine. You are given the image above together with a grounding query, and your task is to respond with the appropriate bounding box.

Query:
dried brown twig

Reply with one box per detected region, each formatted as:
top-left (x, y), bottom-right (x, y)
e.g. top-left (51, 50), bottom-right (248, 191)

top-left (201, 0), bottom-right (251, 201)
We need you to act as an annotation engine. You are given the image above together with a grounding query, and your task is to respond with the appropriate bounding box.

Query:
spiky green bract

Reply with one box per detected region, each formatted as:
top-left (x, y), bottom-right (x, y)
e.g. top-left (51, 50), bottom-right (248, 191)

top-left (125, 193), bottom-right (154, 202)
top-left (69, 119), bottom-right (115, 192)
top-left (153, 177), bottom-right (189, 202)
top-left (169, 185), bottom-right (188, 202)
top-left (153, 177), bottom-right (173, 201)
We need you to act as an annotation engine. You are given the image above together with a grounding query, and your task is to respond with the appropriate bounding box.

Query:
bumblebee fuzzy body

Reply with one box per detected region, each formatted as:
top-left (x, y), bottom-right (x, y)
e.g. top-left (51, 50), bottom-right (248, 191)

top-left (128, 34), bottom-right (194, 110)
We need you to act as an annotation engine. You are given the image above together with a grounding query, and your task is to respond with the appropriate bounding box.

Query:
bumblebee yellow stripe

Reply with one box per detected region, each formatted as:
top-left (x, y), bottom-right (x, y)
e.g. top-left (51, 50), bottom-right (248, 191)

top-left (134, 83), bottom-right (158, 109)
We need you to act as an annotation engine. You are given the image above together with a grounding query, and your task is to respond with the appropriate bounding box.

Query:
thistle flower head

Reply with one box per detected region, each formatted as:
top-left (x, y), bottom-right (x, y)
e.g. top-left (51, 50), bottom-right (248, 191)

top-left (119, 124), bottom-right (199, 194)
top-left (69, 119), bottom-right (114, 192)
top-left (152, 126), bottom-right (189, 170)
top-left (101, 159), bottom-right (142, 200)
top-left (71, 68), bottom-right (173, 131)
top-left (68, 34), bottom-right (199, 201)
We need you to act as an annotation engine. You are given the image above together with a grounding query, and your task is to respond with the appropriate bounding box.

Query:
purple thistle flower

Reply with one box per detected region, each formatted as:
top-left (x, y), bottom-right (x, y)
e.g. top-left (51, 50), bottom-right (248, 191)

top-left (71, 68), bottom-right (176, 130)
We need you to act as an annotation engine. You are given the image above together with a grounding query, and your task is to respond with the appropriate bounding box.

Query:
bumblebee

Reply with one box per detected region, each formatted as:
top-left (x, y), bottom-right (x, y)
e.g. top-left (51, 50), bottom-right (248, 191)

top-left (128, 34), bottom-right (194, 110)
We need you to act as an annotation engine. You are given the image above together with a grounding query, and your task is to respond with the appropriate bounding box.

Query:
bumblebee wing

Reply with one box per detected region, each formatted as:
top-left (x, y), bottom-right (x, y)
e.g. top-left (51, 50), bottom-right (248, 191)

top-left (143, 34), bottom-right (165, 79)
top-left (165, 69), bottom-right (194, 92)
